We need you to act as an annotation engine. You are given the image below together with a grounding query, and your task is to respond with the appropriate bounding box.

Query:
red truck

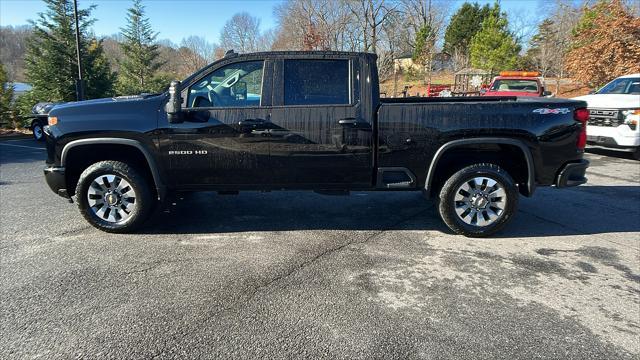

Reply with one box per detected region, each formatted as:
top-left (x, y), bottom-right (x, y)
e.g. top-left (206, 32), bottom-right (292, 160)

top-left (482, 71), bottom-right (552, 97)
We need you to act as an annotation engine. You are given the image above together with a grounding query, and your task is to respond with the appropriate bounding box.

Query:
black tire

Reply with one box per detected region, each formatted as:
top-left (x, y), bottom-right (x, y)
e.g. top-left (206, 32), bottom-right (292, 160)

top-left (633, 147), bottom-right (640, 161)
top-left (75, 161), bottom-right (154, 233)
top-left (31, 121), bottom-right (44, 141)
top-left (438, 163), bottom-right (519, 237)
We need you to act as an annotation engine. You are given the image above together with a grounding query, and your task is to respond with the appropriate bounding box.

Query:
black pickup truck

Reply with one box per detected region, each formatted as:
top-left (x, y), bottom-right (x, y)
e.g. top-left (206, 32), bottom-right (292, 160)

top-left (43, 51), bottom-right (589, 237)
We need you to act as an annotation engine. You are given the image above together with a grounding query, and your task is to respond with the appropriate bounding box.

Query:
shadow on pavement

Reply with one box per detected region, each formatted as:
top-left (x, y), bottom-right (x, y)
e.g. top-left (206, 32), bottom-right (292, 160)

top-left (0, 140), bottom-right (47, 165)
top-left (142, 186), bottom-right (640, 238)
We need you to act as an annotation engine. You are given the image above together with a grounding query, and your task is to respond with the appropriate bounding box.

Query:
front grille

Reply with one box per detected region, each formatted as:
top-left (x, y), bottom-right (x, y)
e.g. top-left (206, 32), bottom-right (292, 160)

top-left (588, 108), bottom-right (623, 127)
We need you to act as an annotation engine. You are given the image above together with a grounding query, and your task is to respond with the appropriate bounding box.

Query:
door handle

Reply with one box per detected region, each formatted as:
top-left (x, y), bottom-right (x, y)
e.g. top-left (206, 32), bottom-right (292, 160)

top-left (238, 119), bottom-right (265, 126)
top-left (339, 118), bottom-right (371, 131)
top-left (338, 118), bottom-right (358, 125)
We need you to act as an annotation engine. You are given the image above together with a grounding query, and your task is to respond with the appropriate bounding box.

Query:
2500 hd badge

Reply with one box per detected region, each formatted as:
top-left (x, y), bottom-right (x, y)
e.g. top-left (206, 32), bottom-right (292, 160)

top-left (168, 150), bottom-right (208, 155)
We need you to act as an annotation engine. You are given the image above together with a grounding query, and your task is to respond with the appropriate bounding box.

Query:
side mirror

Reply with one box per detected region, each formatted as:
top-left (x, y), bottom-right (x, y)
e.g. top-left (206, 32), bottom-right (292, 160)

top-left (542, 90), bottom-right (553, 97)
top-left (166, 80), bottom-right (183, 123)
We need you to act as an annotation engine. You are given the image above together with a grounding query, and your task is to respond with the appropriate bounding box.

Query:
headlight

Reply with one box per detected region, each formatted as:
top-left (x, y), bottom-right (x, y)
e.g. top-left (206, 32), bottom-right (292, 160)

top-left (622, 109), bottom-right (639, 130)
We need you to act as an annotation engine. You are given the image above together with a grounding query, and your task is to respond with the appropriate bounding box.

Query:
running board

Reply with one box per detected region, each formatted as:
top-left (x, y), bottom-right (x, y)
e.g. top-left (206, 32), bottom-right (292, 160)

top-left (376, 167), bottom-right (417, 189)
top-left (314, 190), bottom-right (350, 196)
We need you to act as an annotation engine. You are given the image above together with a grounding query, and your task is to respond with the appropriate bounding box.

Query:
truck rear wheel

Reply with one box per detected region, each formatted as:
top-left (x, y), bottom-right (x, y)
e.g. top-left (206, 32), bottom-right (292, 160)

top-left (438, 163), bottom-right (518, 237)
top-left (75, 161), bottom-right (154, 233)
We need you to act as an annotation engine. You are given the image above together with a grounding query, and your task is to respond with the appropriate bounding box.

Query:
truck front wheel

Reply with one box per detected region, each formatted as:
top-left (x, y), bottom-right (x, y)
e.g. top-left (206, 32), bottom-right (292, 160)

top-left (438, 163), bottom-right (519, 237)
top-left (75, 161), bottom-right (154, 233)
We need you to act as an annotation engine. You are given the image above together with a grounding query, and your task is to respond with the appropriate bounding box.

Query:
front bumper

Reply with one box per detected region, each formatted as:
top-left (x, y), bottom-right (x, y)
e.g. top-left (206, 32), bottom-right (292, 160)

top-left (44, 166), bottom-right (71, 200)
top-left (587, 125), bottom-right (640, 147)
top-left (587, 135), bottom-right (638, 152)
top-left (555, 159), bottom-right (589, 187)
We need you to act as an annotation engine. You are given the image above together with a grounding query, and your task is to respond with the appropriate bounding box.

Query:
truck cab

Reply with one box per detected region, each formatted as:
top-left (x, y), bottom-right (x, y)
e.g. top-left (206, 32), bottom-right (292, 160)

top-left (483, 71), bottom-right (550, 98)
top-left (572, 74), bottom-right (640, 159)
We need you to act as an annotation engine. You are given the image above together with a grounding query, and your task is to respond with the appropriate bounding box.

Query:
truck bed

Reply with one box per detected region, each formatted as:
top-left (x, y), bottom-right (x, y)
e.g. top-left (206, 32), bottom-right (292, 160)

top-left (379, 96), bottom-right (517, 104)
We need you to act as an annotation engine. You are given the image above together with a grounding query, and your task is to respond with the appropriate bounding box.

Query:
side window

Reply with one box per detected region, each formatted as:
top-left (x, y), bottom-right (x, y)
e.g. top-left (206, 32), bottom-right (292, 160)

top-left (284, 60), bottom-right (350, 106)
top-left (187, 61), bottom-right (263, 108)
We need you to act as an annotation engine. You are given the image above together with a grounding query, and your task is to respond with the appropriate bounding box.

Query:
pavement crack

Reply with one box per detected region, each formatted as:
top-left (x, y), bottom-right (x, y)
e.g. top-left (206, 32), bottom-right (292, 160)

top-left (121, 258), bottom-right (195, 276)
top-left (55, 224), bottom-right (93, 237)
top-left (242, 208), bottom-right (429, 299)
top-left (148, 209), bottom-right (429, 359)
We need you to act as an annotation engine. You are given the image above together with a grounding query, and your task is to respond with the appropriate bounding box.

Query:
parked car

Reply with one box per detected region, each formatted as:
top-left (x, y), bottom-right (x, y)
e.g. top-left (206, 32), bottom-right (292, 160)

top-left (483, 71), bottom-right (552, 98)
top-left (24, 102), bottom-right (61, 141)
top-left (572, 74), bottom-right (640, 159)
top-left (43, 51), bottom-right (589, 237)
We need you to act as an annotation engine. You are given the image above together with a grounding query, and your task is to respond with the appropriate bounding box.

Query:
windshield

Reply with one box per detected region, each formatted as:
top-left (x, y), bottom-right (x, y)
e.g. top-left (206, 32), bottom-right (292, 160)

top-left (490, 79), bottom-right (539, 93)
top-left (597, 78), bottom-right (640, 95)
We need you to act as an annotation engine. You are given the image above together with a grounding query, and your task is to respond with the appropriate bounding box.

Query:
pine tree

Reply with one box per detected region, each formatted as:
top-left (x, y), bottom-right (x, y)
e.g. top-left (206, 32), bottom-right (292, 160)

top-left (23, 0), bottom-right (115, 103)
top-left (444, 3), bottom-right (493, 54)
top-left (526, 19), bottom-right (558, 77)
top-left (469, 10), bottom-right (521, 72)
top-left (117, 0), bottom-right (163, 95)
top-left (412, 24), bottom-right (436, 84)
top-left (0, 63), bottom-right (15, 127)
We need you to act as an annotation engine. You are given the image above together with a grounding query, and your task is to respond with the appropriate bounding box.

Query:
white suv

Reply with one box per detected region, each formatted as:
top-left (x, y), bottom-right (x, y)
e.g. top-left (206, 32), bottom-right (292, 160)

top-left (573, 74), bottom-right (640, 159)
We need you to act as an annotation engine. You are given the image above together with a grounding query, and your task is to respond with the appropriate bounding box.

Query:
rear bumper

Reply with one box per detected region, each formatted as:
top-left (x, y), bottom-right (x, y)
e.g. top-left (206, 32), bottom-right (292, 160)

top-left (44, 166), bottom-right (71, 199)
top-left (555, 159), bottom-right (589, 187)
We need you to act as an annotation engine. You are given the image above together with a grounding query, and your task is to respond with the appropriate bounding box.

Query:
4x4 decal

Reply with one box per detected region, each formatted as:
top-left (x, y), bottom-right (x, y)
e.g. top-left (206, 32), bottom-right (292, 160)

top-left (533, 108), bottom-right (571, 115)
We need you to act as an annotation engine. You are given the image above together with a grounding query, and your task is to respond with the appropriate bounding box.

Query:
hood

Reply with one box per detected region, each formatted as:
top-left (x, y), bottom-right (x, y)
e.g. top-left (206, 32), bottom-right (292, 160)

top-left (571, 94), bottom-right (640, 109)
top-left (51, 94), bottom-right (162, 111)
top-left (483, 91), bottom-right (540, 97)
top-left (32, 102), bottom-right (64, 115)
top-left (48, 94), bottom-right (166, 135)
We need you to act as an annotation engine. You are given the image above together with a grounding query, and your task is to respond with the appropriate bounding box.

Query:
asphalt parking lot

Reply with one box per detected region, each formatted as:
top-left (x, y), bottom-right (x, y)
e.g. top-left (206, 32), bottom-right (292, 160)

top-left (1, 138), bottom-right (639, 359)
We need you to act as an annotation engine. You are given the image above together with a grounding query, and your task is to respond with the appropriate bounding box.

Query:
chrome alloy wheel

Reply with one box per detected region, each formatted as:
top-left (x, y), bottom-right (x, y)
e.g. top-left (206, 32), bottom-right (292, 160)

top-left (33, 125), bottom-right (43, 140)
top-left (87, 174), bottom-right (136, 223)
top-left (453, 177), bottom-right (507, 227)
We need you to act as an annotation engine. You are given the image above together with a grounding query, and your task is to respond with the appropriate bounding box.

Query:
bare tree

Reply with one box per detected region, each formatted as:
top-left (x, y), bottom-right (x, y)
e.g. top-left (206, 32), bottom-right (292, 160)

top-left (273, 0), bottom-right (353, 51)
top-left (347, 0), bottom-right (399, 54)
top-left (220, 12), bottom-right (261, 53)
top-left (531, 0), bottom-right (580, 94)
top-left (0, 25), bottom-right (33, 82)
top-left (179, 35), bottom-right (215, 73)
top-left (257, 28), bottom-right (277, 51)
top-left (399, 0), bottom-right (450, 50)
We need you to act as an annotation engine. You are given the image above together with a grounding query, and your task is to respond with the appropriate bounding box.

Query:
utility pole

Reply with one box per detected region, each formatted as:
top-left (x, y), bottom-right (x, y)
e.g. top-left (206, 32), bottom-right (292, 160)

top-left (73, 0), bottom-right (84, 101)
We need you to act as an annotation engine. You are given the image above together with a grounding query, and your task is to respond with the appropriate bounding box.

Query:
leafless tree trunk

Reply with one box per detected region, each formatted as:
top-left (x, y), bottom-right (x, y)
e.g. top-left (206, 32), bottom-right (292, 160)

top-left (220, 12), bottom-right (261, 53)
top-left (179, 36), bottom-right (215, 73)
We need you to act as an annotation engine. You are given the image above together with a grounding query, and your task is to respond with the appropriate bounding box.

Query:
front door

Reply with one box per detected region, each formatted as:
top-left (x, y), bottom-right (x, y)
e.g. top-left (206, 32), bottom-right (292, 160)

top-left (268, 58), bottom-right (373, 188)
top-left (159, 59), bottom-right (273, 187)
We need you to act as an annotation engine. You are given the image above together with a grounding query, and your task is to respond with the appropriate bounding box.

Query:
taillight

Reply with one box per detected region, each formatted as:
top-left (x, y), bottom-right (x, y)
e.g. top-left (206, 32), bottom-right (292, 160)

top-left (574, 108), bottom-right (589, 150)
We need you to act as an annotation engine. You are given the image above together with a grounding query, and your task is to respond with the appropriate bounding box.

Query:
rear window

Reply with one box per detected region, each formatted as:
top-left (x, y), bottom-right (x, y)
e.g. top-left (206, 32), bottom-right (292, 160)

top-left (284, 60), bottom-right (350, 106)
top-left (490, 79), bottom-right (539, 92)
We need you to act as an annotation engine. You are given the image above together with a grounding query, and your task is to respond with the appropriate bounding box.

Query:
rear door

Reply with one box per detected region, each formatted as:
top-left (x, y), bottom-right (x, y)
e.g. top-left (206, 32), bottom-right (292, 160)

top-left (268, 57), bottom-right (373, 188)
